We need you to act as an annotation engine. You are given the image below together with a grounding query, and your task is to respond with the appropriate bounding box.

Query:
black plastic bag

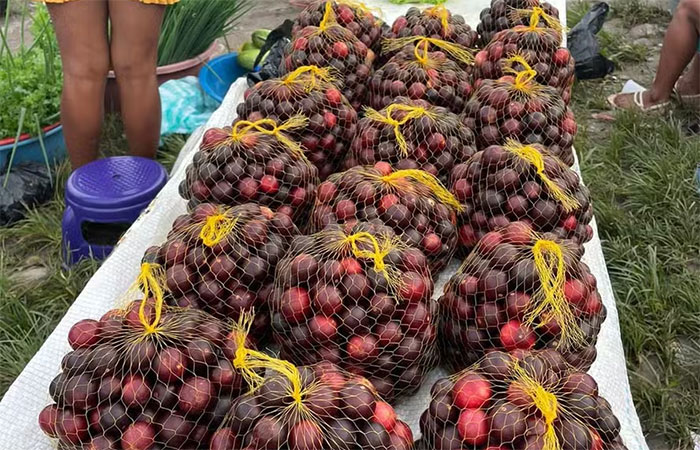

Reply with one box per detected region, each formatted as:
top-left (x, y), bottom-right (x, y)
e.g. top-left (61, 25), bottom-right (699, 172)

top-left (568, 2), bottom-right (615, 80)
top-left (247, 20), bottom-right (293, 86)
top-left (0, 162), bottom-right (53, 226)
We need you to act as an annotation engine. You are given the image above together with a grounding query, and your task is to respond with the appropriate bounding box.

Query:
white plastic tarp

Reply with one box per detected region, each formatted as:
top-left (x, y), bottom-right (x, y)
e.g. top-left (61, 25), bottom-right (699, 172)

top-left (0, 2), bottom-right (649, 449)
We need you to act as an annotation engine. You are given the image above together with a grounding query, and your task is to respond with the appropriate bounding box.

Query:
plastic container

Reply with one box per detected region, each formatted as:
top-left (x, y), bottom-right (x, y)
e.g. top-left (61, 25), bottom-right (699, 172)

top-left (0, 123), bottom-right (66, 172)
top-left (199, 52), bottom-right (257, 104)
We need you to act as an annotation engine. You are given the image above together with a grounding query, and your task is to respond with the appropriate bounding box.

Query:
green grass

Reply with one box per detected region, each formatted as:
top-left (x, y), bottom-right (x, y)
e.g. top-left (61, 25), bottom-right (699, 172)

top-left (0, 114), bottom-right (183, 397)
top-left (610, 0), bottom-right (670, 27)
top-left (572, 80), bottom-right (700, 448)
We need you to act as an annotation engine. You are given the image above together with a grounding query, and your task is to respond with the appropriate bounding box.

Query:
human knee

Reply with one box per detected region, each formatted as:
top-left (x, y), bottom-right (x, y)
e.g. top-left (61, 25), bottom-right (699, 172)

top-left (677, 0), bottom-right (700, 20)
top-left (63, 54), bottom-right (110, 83)
top-left (111, 50), bottom-right (157, 81)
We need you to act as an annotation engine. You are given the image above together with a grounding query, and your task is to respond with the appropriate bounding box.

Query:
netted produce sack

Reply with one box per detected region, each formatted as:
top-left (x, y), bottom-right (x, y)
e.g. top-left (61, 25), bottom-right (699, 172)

top-left (311, 165), bottom-right (463, 273)
top-left (236, 66), bottom-right (358, 180)
top-left (369, 37), bottom-right (474, 114)
top-left (418, 349), bottom-right (626, 450)
top-left (342, 98), bottom-right (476, 185)
top-left (476, 0), bottom-right (561, 46)
top-left (284, 2), bottom-right (376, 110)
top-left (210, 334), bottom-right (415, 450)
top-left (474, 8), bottom-right (574, 103)
top-left (38, 264), bottom-right (258, 449)
top-left (293, 0), bottom-right (384, 55)
top-left (269, 222), bottom-right (437, 401)
top-left (143, 203), bottom-right (298, 343)
top-left (180, 117), bottom-right (319, 224)
top-left (385, 5), bottom-right (478, 59)
top-left (439, 227), bottom-right (605, 372)
top-left (463, 58), bottom-right (576, 164)
top-left (449, 140), bottom-right (593, 252)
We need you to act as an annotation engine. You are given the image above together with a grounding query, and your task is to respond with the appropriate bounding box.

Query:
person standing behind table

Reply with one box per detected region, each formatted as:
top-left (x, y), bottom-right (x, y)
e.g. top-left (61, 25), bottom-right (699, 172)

top-left (42, 0), bottom-right (178, 169)
top-left (607, 0), bottom-right (700, 111)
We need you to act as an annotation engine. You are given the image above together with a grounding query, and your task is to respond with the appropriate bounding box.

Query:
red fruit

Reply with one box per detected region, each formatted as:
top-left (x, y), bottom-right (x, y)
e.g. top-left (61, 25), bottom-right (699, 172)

top-left (399, 272), bottom-right (428, 303)
top-left (456, 408), bottom-right (489, 446)
top-left (313, 285), bottom-right (344, 316)
top-left (337, 4), bottom-right (355, 24)
top-left (68, 319), bottom-right (101, 350)
top-left (474, 50), bottom-right (488, 67)
top-left (122, 375), bottom-right (151, 407)
top-left (332, 41), bottom-right (349, 58)
top-left (293, 37), bottom-right (308, 51)
top-left (503, 221), bottom-right (533, 245)
top-left (590, 428), bottom-right (604, 450)
top-left (422, 233), bottom-right (442, 255)
top-left (56, 409), bottom-right (88, 445)
top-left (506, 382), bottom-right (531, 407)
top-left (341, 257), bottom-right (363, 275)
top-left (392, 16), bottom-right (407, 33)
top-left (259, 175), bottom-right (279, 194)
top-left (499, 320), bottom-right (536, 351)
top-left (582, 292), bottom-right (603, 316)
top-left (564, 279), bottom-right (588, 306)
top-left (178, 377), bottom-right (213, 413)
top-left (506, 292), bottom-right (531, 320)
top-left (374, 161), bottom-right (392, 175)
top-left (561, 117), bottom-right (577, 135)
top-left (453, 373), bottom-right (492, 409)
top-left (378, 194), bottom-right (400, 213)
top-left (209, 429), bottom-right (237, 450)
top-left (121, 422), bottom-right (155, 450)
top-left (323, 111), bottom-right (337, 128)
top-left (453, 179), bottom-right (472, 202)
top-left (317, 181), bottom-right (337, 204)
top-left (38, 404), bottom-right (59, 437)
top-left (373, 401), bottom-right (397, 432)
top-left (335, 199), bottom-right (357, 221)
top-left (237, 177), bottom-right (259, 200)
top-left (289, 186), bottom-right (307, 206)
top-left (281, 287), bottom-right (311, 323)
top-left (201, 127), bottom-right (229, 149)
top-left (326, 88), bottom-right (342, 106)
top-left (347, 334), bottom-right (378, 362)
top-left (459, 224), bottom-right (477, 248)
top-left (407, 81), bottom-right (426, 99)
top-left (309, 315), bottom-right (338, 342)
top-left (553, 48), bottom-right (571, 67)
top-left (479, 231), bottom-right (503, 254)
top-left (562, 215), bottom-right (578, 231)
top-left (289, 420), bottom-right (323, 450)
top-left (155, 347), bottom-right (187, 383)
top-left (393, 421), bottom-right (413, 444)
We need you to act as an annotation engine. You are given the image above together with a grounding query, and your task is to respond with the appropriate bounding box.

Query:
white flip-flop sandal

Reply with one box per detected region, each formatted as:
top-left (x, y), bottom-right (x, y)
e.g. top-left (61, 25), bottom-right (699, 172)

top-left (607, 90), bottom-right (670, 112)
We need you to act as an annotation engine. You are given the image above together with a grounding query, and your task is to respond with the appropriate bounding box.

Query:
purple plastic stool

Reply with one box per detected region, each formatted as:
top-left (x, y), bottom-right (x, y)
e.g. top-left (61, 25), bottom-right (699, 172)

top-left (62, 156), bottom-right (168, 265)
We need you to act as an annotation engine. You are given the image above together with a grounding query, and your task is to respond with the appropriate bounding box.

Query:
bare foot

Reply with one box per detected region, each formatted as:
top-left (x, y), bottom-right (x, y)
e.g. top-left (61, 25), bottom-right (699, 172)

top-left (609, 90), bottom-right (669, 110)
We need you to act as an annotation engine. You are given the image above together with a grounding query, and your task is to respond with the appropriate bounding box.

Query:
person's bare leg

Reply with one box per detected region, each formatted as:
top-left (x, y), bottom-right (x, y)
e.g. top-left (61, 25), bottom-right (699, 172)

top-left (47, 1), bottom-right (109, 169)
top-left (612, 0), bottom-right (700, 108)
top-left (108, 0), bottom-right (165, 159)
top-left (676, 53), bottom-right (700, 95)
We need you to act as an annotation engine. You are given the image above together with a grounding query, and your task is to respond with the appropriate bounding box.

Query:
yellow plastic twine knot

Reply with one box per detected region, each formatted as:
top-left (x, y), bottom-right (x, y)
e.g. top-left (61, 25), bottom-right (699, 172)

top-left (526, 238), bottom-right (585, 350)
top-left (136, 263), bottom-right (165, 335)
top-left (230, 116), bottom-right (309, 162)
top-left (379, 169), bottom-right (465, 213)
top-left (503, 140), bottom-right (579, 212)
top-left (382, 36), bottom-right (474, 67)
top-left (426, 4), bottom-right (450, 36)
top-left (232, 313), bottom-right (305, 406)
top-left (344, 231), bottom-right (390, 273)
top-left (318, 1), bottom-right (336, 32)
top-left (282, 65), bottom-right (335, 91)
top-left (511, 6), bottom-right (564, 33)
top-left (199, 211), bottom-right (239, 247)
top-left (511, 362), bottom-right (560, 450)
top-left (503, 55), bottom-right (539, 93)
top-left (364, 103), bottom-right (437, 157)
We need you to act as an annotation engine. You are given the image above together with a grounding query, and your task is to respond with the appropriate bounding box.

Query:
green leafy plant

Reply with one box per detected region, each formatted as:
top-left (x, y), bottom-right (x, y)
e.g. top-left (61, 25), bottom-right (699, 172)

top-left (0, 5), bottom-right (61, 140)
top-left (157, 0), bottom-right (253, 66)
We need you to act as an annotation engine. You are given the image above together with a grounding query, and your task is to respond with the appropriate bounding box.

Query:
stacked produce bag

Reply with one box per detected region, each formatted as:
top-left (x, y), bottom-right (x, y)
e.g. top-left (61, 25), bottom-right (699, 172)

top-left (38, 1), bottom-right (631, 449)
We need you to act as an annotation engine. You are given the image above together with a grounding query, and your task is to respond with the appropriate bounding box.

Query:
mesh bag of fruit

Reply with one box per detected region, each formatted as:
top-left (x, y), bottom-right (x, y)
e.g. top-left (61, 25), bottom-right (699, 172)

top-left (342, 98), bottom-right (476, 184)
top-left (292, 0), bottom-right (384, 55)
top-left (464, 57), bottom-right (576, 164)
top-left (449, 140), bottom-right (593, 253)
top-left (311, 164), bottom-right (463, 273)
top-left (418, 349), bottom-right (626, 450)
top-left (369, 36), bottom-right (474, 113)
top-left (284, 2), bottom-right (376, 110)
top-left (144, 203), bottom-right (298, 343)
top-left (476, 0), bottom-right (561, 46)
top-left (38, 264), bottom-right (259, 449)
top-left (180, 117), bottom-right (319, 224)
top-left (210, 333), bottom-right (415, 450)
top-left (439, 226), bottom-right (605, 372)
top-left (474, 8), bottom-right (574, 103)
top-left (384, 5), bottom-right (479, 59)
top-left (269, 222), bottom-right (437, 402)
top-left (236, 66), bottom-right (358, 180)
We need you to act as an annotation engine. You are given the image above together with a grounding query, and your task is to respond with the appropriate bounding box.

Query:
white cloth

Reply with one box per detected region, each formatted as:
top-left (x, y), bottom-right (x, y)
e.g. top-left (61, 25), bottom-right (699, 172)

top-left (0, 3), bottom-right (648, 448)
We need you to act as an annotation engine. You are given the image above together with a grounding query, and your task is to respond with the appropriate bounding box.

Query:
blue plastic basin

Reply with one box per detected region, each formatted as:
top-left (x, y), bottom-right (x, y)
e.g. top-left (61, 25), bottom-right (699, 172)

top-left (199, 52), bottom-right (257, 104)
top-left (0, 123), bottom-right (67, 172)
